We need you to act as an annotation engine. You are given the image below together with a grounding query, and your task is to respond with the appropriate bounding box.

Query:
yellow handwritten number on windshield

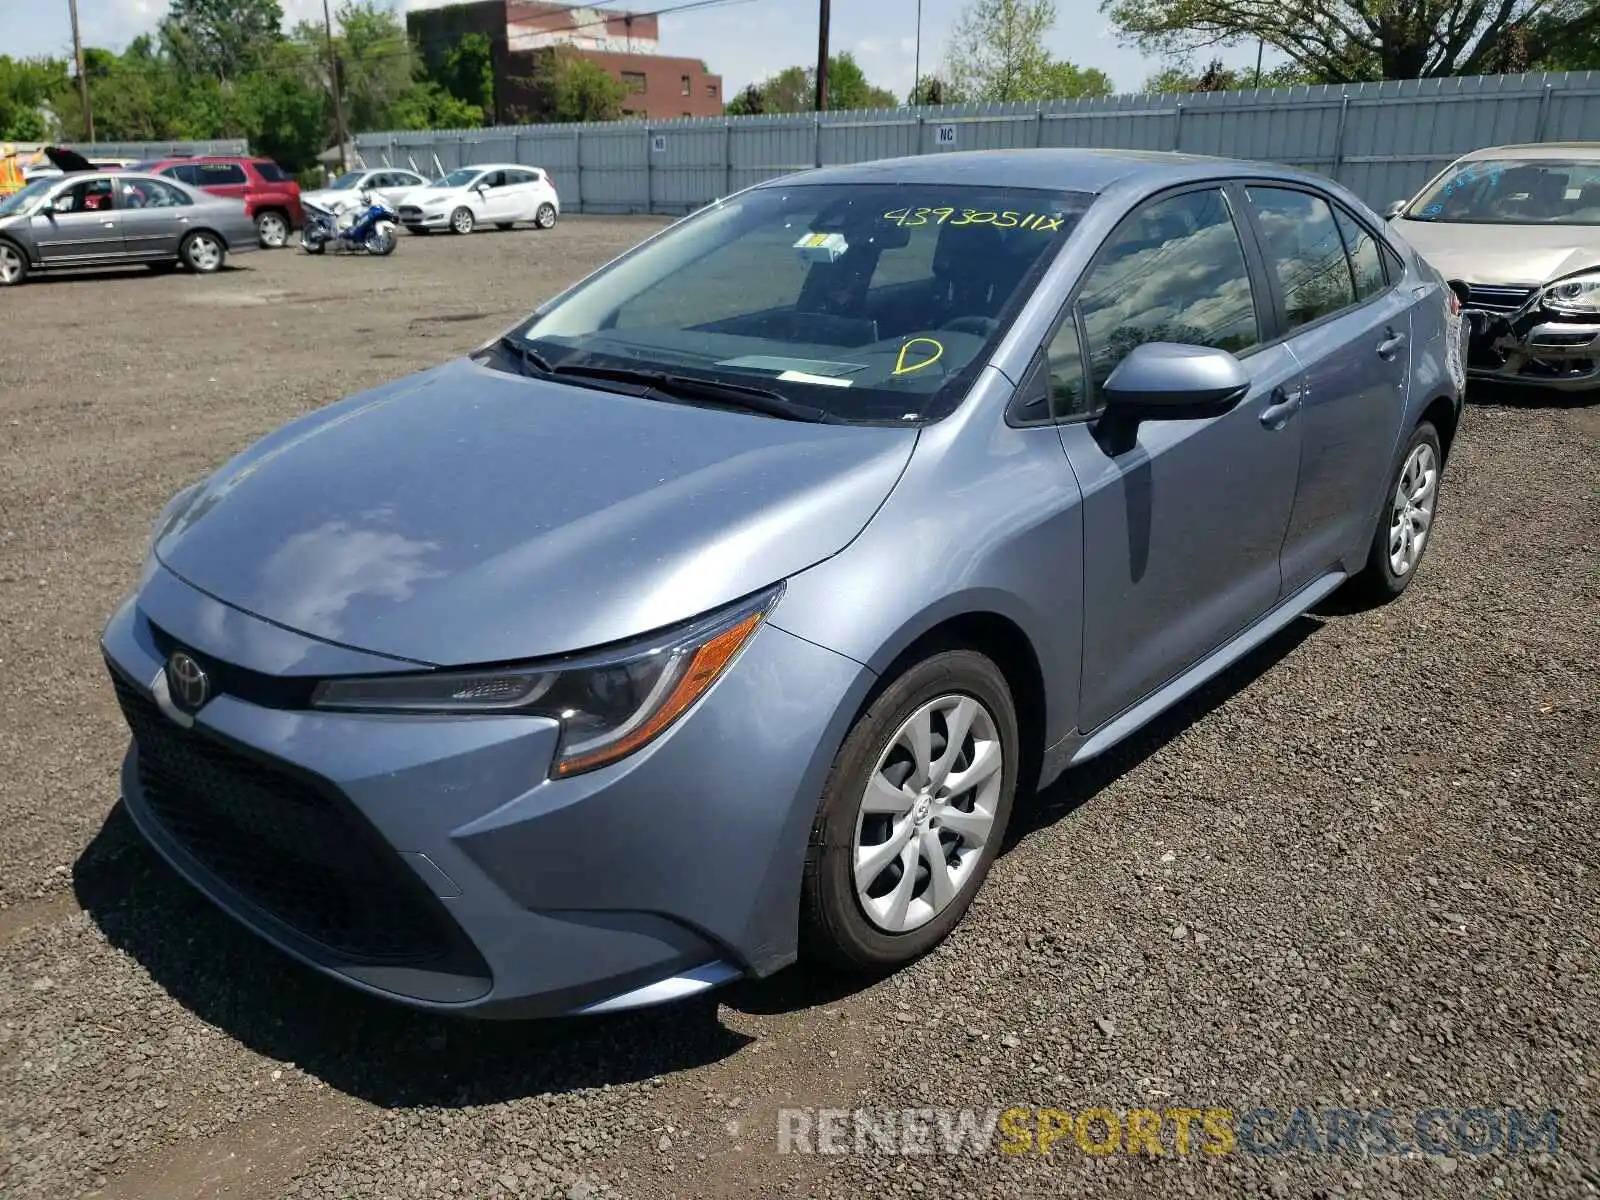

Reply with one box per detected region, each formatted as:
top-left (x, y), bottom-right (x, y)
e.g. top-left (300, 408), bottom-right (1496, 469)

top-left (883, 207), bottom-right (1064, 233)
top-left (893, 338), bottom-right (945, 376)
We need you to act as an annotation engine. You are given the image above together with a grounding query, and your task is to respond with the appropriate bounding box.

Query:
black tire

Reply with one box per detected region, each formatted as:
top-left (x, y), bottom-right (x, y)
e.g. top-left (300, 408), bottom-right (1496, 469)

top-left (180, 231), bottom-right (225, 274)
top-left (0, 240), bottom-right (27, 286)
top-left (800, 648), bottom-right (1019, 972)
top-left (495, 222), bottom-right (515, 230)
top-left (1346, 420), bottom-right (1444, 606)
top-left (449, 206), bottom-right (475, 235)
top-left (535, 202), bottom-right (557, 229)
top-left (255, 209), bottom-right (290, 249)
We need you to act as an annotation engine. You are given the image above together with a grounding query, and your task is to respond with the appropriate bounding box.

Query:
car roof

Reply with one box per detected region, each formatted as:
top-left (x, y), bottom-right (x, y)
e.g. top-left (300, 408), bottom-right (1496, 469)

top-left (768, 148), bottom-right (1288, 195)
top-left (1456, 142), bottom-right (1600, 162)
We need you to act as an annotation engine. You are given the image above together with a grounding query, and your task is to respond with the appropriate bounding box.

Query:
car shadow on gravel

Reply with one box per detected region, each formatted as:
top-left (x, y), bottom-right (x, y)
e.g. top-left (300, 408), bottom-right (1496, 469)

top-left (72, 806), bottom-right (750, 1108)
top-left (1466, 380), bottom-right (1597, 408)
top-left (725, 613), bottom-right (1324, 1018)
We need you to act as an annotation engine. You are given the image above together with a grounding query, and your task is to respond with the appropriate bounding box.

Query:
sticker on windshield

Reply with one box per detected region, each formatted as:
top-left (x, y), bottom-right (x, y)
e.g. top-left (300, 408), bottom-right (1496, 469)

top-left (794, 231), bottom-right (849, 263)
top-left (892, 338), bottom-right (945, 376)
top-left (777, 370), bottom-right (853, 388)
top-left (882, 207), bottom-right (1067, 232)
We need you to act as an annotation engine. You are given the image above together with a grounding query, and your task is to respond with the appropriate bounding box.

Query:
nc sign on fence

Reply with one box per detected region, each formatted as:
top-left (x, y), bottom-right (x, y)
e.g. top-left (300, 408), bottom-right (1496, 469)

top-left (935, 124), bottom-right (957, 146)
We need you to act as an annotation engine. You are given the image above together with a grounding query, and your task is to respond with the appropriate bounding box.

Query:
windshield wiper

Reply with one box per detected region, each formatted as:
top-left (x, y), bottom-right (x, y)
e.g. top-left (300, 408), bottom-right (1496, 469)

top-left (551, 363), bottom-right (829, 423)
top-left (494, 334), bottom-right (555, 377)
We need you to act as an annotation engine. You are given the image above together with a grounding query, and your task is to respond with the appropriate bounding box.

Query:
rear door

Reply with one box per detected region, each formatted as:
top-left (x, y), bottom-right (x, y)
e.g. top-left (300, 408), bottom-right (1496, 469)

top-left (33, 175), bottom-right (123, 264)
top-left (192, 161), bottom-right (248, 203)
top-left (1238, 185), bottom-right (1414, 593)
top-left (117, 176), bottom-right (192, 259)
top-left (1051, 184), bottom-right (1307, 732)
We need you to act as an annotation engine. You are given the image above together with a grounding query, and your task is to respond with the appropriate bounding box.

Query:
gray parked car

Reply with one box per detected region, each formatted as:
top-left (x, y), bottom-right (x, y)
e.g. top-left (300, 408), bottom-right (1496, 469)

top-left (1385, 142), bottom-right (1600, 391)
top-left (101, 149), bottom-right (1464, 1019)
top-left (0, 170), bottom-right (257, 286)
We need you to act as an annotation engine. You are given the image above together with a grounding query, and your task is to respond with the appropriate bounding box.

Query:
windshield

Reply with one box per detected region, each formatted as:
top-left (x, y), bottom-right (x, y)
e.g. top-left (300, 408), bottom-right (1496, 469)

top-left (1406, 158), bottom-right (1600, 225)
top-left (0, 177), bottom-right (54, 217)
top-left (511, 182), bottom-right (1092, 424)
top-left (328, 171), bottom-right (366, 190)
top-left (431, 169), bottom-right (480, 189)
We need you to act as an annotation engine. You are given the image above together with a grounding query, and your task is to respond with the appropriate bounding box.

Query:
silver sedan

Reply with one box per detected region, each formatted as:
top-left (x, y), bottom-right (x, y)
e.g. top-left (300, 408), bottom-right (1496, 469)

top-left (0, 170), bottom-right (258, 286)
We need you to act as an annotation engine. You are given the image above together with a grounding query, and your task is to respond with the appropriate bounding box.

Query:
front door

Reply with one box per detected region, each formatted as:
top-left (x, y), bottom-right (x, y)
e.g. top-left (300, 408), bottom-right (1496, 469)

top-left (1238, 185), bottom-right (1416, 591)
top-left (1053, 185), bottom-right (1305, 733)
top-left (32, 175), bottom-right (122, 265)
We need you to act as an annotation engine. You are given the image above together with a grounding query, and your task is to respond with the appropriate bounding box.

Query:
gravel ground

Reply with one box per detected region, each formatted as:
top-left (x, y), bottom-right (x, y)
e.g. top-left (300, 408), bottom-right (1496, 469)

top-left (0, 221), bottom-right (1595, 1200)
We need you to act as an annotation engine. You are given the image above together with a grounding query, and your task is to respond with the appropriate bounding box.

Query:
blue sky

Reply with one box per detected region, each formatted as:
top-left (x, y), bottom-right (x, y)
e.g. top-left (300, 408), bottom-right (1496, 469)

top-left (2, 0), bottom-right (1278, 99)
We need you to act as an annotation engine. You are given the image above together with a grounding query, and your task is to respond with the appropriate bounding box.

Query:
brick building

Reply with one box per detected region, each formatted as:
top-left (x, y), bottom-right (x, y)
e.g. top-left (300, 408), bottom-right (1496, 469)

top-left (409, 1), bottom-right (724, 122)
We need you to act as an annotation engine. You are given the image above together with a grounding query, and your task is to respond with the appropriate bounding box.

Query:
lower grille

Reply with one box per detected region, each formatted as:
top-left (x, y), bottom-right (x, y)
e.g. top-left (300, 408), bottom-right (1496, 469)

top-left (109, 667), bottom-right (478, 969)
top-left (1465, 284), bottom-right (1537, 313)
top-left (398, 206), bottom-right (423, 220)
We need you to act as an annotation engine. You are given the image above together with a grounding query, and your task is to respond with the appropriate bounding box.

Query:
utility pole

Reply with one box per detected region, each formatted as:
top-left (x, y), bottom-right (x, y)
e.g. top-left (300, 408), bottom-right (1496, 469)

top-left (913, 0), bottom-right (922, 104)
top-left (322, 0), bottom-right (349, 173)
top-left (1253, 38), bottom-right (1264, 88)
top-left (66, 0), bottom-right (94, 142)
top-left (815, 0), bottom-right (830, 111)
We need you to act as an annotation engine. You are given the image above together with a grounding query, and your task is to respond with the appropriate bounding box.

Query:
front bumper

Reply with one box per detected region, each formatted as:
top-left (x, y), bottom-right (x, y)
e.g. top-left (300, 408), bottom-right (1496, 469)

top-left (1463, 307), bottom-right (1600, 392)
top-left (100, 565), bottom-right (871, 1018)
top-left (398, 209), bottom-right (451, 229)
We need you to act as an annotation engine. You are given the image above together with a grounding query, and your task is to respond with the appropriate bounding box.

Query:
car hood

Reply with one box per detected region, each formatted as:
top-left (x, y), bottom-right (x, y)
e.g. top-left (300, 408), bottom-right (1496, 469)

top-left (1391, 217), bottom-right (1600, 286)
top-left (153, 357), bottom-right (917, 666)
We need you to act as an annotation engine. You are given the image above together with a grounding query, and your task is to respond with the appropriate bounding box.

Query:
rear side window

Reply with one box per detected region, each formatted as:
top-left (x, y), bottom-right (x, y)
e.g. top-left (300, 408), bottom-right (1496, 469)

top-left (197, 162), bottom-right (248, 186)
top-left (252, 161), bottom-right (293, 183)
top-left (1332, 206), bottom-right (1386, 301)
top-left (1076, 187), bottom-right (1262, 402)
top-left (1245, 186), bottom-right (1358, 329)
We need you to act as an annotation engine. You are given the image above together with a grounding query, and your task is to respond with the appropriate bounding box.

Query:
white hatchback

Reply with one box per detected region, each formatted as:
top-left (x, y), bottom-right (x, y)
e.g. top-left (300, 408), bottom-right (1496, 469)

top-left (395, 164), bottom-right (562, 235)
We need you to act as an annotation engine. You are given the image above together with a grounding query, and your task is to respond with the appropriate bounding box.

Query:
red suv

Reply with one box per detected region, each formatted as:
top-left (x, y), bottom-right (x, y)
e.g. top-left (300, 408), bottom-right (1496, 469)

top-left (130, 156), bottom-right (304, 249)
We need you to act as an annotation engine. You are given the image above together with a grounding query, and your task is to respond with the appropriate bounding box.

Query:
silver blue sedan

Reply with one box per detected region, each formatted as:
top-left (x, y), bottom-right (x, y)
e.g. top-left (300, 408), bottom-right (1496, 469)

top-left (101, 149), bottom-right (1464, 1018)
top-left (0, 170), bottom-right (258, 285)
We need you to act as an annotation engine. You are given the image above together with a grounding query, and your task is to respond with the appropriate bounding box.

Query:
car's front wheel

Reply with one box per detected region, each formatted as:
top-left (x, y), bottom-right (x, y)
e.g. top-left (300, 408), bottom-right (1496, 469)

top-left (450, 206), bottom-right (475, 235)
top-left (801, 649), bottom-right (1018, 971)
top-left (1349, 420), bottom-right (1444, 604)
top-left (0, 241), bottom-right (28, 286)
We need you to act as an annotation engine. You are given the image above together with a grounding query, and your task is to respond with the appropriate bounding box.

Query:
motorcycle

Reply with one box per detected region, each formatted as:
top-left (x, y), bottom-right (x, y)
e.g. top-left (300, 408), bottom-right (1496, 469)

top-left (300, 189), bottom-right (398, 257)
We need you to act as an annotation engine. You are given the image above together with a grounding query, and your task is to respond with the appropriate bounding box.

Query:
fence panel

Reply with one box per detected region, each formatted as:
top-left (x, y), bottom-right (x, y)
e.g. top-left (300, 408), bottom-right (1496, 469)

top-left (352, 70), bottom-right (1600, 216)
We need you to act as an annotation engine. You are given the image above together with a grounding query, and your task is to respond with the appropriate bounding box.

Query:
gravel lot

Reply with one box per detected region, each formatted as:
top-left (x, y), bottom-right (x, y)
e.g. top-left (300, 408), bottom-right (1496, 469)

top-left (1, 220), bottom-right (1596, 1200)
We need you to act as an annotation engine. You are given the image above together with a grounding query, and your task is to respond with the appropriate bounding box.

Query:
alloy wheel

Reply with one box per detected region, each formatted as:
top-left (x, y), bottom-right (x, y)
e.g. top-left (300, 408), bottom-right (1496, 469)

top-left (257, 212), bottom-right (288, 248)
top-left (451, 207), bottom-right (475, 234)
top-left (536, 203), bottom-right (557, 229)
top-left (0, 244), bottom-right (23, 285)
top-left (186, 234), bottom-right (223, 273)
top-left (853, 694), bottom-right (1003, 934)
top-left (1389, 441), bottom-right (1438, 576)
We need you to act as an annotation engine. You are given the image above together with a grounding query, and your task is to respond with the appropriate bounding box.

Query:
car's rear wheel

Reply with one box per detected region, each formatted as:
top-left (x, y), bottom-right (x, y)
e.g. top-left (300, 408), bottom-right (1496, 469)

top-left (535, 203), bottom-right (557, 229)
top-left (181, 231), bottom-right (225, 274)
top-left (255, 210), bottom-right (289, 248)
top-left (0, 241), bottom-right (28, 286)
top-left (450, 207), bottom-right (475, 235)
top-left (801, 649), bottom-right (1018, 971)
top-left (1348, 420), bottom-right (1444, 605)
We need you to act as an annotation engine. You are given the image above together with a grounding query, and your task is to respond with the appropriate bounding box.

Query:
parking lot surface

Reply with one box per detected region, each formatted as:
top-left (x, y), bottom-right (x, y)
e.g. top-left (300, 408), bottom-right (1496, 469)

top-left (0, 220), bottom-right (1596, 1200)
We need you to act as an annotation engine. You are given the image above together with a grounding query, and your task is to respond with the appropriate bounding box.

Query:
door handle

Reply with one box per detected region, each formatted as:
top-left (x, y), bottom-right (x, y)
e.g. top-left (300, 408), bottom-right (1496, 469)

top-left (1259, 387), bottom-right (1302, 430)
top-left (1377, 330), bottom-right (1407, 360)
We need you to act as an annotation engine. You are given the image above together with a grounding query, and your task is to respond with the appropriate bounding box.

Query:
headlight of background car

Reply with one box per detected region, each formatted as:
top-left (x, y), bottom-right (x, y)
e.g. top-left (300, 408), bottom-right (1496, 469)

top-left (1541, 272), bottom-right (1600, 316)
top-left (311, 584), bottom-right (784, 777)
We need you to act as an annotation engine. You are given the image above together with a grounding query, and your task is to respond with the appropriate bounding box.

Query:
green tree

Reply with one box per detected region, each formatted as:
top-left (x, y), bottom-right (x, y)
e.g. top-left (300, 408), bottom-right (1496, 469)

top-left (0, 56), bottom-right (68, 140)
top-left (1103, 0), bottom-right (1600, 83)
top-left (824, 51), bottom-right (899, 108)
top-left (728, 53), bottom-right (898, 114)
top-left (907, 75), bottom-right (949, 105)
top-left (160, 0), bottom-right (285, 83)
top-left (1141, 55), bottom-right (1313, 92)
top-left (943, 0), bottom-right (1058, 101)
top-left (512, 47), bottom-right (626, 122)
top-left (1036, 59), bottom-right (1115, 98)
top-left (439, 32), bottom-right (495, 113)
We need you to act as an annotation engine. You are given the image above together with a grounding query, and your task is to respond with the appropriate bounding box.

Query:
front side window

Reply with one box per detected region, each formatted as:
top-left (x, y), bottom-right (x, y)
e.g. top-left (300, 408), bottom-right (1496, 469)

top-left (328, 171), bottom-right (365, 190)
top-left (1077, 188), bottom-right (1260, 400)
top-left (514, 183), bottom-right (1093, 424)
top-left (1246, 186), bottom-right (1358, 330)
top-left (51, 177), bottom-right (116, 213)
top-left (1405, 158), bottom-right (1600, 225)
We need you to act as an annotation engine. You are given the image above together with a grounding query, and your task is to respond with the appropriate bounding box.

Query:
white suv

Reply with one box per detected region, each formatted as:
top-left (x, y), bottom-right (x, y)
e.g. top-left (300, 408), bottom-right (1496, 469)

top-left (395, 164), bottom-right (562, 235)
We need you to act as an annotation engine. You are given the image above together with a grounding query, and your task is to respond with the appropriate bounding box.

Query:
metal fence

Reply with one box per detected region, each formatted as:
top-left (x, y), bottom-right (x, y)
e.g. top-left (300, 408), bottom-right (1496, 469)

top-left (354, 70), bottom-right (1600, 216)
top-left (57, 138), bottom-right (250, 161)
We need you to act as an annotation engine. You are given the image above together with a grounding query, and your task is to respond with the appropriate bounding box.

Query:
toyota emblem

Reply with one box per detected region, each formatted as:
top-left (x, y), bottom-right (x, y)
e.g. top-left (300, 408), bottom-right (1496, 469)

top-left (165, 651), bottom-right (210, 712)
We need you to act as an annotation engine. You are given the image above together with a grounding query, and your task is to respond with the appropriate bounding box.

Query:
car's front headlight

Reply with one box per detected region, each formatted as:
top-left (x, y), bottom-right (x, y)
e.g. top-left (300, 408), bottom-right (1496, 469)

top-left (1541, 271), bottom-right (1600, 316)
top-left (310, 584), bottom-right (784, 777)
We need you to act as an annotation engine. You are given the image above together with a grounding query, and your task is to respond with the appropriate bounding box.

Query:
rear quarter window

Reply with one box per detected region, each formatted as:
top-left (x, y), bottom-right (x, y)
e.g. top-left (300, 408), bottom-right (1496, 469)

top-left (252, 161), bottom-right (293, 183)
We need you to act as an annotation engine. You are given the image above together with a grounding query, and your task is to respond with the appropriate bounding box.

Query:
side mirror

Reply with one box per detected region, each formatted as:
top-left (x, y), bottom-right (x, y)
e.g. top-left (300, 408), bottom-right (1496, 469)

top-left (1383, 200), bottom-right (1407, 219)
top-left (1101, 342), bottom-right (1250, 420)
